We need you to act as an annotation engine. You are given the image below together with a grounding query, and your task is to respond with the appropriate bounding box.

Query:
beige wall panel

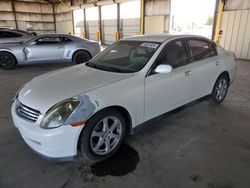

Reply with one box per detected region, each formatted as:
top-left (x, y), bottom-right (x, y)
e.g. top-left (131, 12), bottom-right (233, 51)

top-left (220, 10), bottom-right (250, 60)
top-left (55, 1), bottom-right (71, 13)
top-left (229, 11), bottom-right (241, 52)
top-left (241, 10), bottom-right (250, 59)
top-left (224, 0), bottom-right (250, 11)
top-left (0, 20), bottom-right (16, 28)
top-left (56, 12), bottom-right (72, 22)
top-left (15, 13), bottom-right (53, 22)
top-left (219, 11), bottom-right (229, 47)
top-left (0, 12), bottom-right (14, 21)
top-left (56, 21), bottom-right (73, 34)
top-left (235, 10), bottom-right (248, 58)
top-left (17, 0), bottom-right (48, 3)
top-left (224, 11), bottom-right (235, 50)
top-left (145, 0), bottom-right (170, 16)
top-left (15, 2), bottom-right (42, 13)
top-left (0, 1), bottom-right (12, 11)
top-left (40, 4), bottom-right (53, 14)
top-left (145, 16), bottom-right (164, 34)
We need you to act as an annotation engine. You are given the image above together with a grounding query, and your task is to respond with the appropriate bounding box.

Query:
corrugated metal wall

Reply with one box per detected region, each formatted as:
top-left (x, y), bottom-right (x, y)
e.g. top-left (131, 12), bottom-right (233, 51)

top-left (219, 10), bottom-right (250, 59)
top-left (0, 0), bottom-right (55, 33)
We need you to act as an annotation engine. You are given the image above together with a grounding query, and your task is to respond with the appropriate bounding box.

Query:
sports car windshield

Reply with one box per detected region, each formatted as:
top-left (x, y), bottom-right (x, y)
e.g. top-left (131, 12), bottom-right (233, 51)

top-left (87, 41), bottom-right (160, 73)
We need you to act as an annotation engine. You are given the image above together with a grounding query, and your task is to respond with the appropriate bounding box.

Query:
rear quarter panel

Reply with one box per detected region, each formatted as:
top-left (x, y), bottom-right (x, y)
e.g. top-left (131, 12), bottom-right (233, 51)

top-left (217, 46), bottom-right (237, 84)
top-left (65, 41), bottom-right (100, 61)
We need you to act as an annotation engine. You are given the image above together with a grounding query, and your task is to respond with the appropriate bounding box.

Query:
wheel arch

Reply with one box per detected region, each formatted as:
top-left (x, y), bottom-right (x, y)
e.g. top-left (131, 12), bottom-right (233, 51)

top-left (72, 49), bottom-right (92, 61)
top-left (77, 105), bottom-right (133, 150)
top-left (219, 71), bottom-right (230, 82)
top-left (0, 50), bottom-right (18, 64)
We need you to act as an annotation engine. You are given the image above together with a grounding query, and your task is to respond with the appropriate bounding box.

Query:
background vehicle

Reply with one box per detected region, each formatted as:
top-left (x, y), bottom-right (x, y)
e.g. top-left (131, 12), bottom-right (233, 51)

top-left (0, 28), bottom-right (34, 44)
top-left (0, 34), bottom-right (101, 69)
top-left (11, 35), bottom-right (237, 162)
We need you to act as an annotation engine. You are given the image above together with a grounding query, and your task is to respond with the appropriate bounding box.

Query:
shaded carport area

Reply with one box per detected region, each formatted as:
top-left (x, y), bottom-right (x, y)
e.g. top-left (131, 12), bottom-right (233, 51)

top-left (0, 59), bottom-right (250, 187)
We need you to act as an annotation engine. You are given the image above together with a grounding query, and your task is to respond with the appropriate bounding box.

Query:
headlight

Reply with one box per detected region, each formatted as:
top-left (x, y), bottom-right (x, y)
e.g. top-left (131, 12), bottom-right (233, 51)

top-left (40, 98), bottom-right (80, 129)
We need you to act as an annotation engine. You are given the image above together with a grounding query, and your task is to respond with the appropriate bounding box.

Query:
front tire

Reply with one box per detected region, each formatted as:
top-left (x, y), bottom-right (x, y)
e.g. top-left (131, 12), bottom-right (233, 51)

top-left (73, 50), bottom-right (91, 64)
top-left (79, 109), bottom-right (126, 162)
top-left (0, 52), bottom-right (16, 70)
top-left (211, 74), bottom-right (229, 104)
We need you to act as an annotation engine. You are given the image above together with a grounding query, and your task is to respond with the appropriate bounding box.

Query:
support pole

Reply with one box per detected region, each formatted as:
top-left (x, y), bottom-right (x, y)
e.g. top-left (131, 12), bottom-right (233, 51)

top-left (140, 0), bottom-right (145, 34)
top-left (52, 4), bottom-right (57, 33)
top-left (98, 6), bottom-right (102, 43)
top-left (213, 0), bottom-right (224, 43)
top-left (11, 0), bottom-right (18, 29)
top-left (116, 3), bottom-right (120, 41)
top-left (83, 9), bottom-right (87, 38)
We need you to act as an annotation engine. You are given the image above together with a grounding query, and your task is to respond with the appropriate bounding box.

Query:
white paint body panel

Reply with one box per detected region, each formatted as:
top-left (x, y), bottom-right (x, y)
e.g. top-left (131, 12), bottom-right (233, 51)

top-left (11, 35), bottom-right (237, 159)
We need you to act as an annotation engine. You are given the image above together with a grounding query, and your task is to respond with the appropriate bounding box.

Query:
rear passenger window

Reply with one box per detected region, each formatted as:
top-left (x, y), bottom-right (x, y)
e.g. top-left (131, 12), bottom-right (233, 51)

top-left (189, 40), bottom-right (211, 61)
top-left (62, 37), bottom-right (72, 43)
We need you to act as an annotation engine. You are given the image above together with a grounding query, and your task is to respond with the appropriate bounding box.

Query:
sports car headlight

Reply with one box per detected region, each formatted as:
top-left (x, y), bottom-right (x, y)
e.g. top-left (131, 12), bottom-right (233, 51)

top-left (40, 98), bottom-right (80, 129)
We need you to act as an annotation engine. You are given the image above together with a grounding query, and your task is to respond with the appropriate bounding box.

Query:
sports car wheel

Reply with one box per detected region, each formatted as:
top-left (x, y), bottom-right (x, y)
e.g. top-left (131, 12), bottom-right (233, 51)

top-left (79, 109), bottom-right (126, 162)
top-left (0, 52), bottom-right (16, 70)
top-left (211, 74), bottom-right (229, 104)
top-left (73, 50), bottom-right (91, 64)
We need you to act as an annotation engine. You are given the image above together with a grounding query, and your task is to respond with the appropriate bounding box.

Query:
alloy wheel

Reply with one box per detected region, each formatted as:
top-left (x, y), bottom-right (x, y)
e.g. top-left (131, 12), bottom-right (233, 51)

top-left (90, 116), bottom-right (122, 155)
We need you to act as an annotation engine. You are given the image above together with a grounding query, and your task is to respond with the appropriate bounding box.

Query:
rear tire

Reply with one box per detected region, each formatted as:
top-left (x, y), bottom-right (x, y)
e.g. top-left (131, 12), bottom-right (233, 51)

top-left (0, 52), bottom-right (16, 70)
top-left (73, 50), bottom-right (91, 64)
top-left (211, 74), bottom-right (229, 104)
top-left (79, 109), bottom-right (126, 162)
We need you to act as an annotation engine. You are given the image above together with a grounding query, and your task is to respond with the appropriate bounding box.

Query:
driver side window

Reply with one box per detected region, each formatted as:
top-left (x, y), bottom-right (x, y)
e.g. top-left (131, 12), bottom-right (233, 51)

top-left (157, 40), bottom-right (189, 68)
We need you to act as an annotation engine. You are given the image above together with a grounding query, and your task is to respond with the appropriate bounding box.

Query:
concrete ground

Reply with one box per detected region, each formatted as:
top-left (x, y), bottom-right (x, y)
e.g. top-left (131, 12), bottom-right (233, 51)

top-left (0, 60), bottom-right (250, 188)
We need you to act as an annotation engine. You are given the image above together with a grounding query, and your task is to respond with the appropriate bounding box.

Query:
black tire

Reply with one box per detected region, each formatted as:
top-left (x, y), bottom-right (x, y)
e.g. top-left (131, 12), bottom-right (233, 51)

top-left (0, 51), bottom-right (16, 70)
top-left (73, 50), bottom-right (91, 64)
top-left (79, 109), bottom-right (126, 162)
top-left (211, 74), bottom-right (229, 104)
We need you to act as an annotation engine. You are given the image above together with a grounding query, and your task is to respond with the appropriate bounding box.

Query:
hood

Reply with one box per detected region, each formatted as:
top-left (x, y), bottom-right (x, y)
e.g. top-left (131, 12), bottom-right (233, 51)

top-left (18, 64), bottom-right (134, 114)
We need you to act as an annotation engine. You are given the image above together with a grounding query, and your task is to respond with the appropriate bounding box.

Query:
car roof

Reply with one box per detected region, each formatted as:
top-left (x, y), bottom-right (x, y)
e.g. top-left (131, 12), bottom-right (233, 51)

top-left (36, 33), bottom-right (82, 40)
top-left (122, 34), bottom-right (213, 43)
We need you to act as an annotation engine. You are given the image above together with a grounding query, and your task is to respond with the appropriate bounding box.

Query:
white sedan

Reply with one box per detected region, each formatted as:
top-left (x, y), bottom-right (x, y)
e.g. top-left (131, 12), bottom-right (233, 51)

top-left (11, 34), bottom-right (237, 162)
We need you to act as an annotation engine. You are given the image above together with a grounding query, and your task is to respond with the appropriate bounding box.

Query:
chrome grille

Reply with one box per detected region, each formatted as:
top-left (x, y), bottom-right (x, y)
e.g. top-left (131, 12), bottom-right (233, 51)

top-left (16, 100), bottom-right (40, 122)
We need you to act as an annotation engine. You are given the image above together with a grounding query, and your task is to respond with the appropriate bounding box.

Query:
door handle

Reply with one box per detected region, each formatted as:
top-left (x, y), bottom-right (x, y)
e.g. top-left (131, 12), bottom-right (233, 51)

top-left (185, 70), bottom-right (191, 76)
top-left (215, 61), bottom-right (220, 66)
top-left (58, 46), bottom-right (63, 49)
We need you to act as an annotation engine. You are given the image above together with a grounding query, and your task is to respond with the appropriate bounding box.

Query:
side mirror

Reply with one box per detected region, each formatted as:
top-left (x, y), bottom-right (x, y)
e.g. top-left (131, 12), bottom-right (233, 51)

top-left (155, 64), bottom-right (173, 74)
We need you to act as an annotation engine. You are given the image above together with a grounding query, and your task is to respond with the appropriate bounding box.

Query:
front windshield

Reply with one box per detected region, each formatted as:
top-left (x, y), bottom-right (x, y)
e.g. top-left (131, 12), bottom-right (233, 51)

top-left (87, 40), bottom-right (160, 73)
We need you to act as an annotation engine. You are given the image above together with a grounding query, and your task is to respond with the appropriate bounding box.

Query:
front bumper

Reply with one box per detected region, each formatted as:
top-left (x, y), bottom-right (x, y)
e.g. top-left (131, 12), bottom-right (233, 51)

top-left (11, 100), bottom-right (84, 160)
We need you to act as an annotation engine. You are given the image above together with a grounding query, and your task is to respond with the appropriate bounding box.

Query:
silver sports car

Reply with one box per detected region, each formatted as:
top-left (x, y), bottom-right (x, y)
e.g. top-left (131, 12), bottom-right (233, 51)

top-left (0, 34), bottom-right (101, 69)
